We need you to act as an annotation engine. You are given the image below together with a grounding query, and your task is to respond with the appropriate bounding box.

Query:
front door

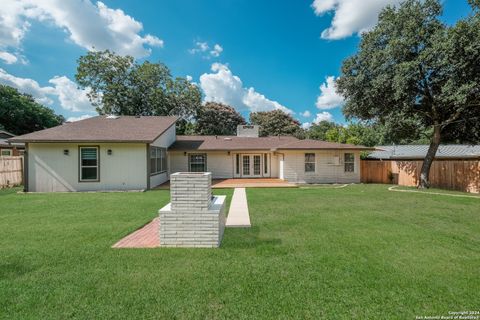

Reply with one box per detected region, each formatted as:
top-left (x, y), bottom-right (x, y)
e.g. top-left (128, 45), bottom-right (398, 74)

top-left (241, 154), bottom-right (262, 178)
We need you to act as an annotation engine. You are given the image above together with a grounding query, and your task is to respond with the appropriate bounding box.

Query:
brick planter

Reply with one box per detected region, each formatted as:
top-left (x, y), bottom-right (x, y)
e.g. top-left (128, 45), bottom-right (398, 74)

top-left (159, 172), bottom-right (226, 247)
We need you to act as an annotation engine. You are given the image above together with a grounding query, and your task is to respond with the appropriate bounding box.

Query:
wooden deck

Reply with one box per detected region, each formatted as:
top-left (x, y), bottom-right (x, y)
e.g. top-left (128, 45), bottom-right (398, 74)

top-left (155, 178), bottom-right (297, 189)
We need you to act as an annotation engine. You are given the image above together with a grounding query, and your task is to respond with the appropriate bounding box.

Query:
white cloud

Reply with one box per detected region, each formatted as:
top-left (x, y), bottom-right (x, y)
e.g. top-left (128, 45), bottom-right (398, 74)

top-left (185, 75), bottom-right (193, 82)
top-left (0, 68), bottom-right (55, 105)
top-left (67, 114), bottom-right (94, 122)
top-left (189, 41), bottom-right (223, 58)
top-left (302, 122), bottom-right (312, 129)
top-left (301, 110), bottom-right (311, 118)
top-left (48, 76), bottom-right (92, 112)
top-left (0, 51), bottom-right (18, 64)
top-left (311, 0), bottom-right (401, 39)
top-left (200, 63), bottom-right (292, 114)
top-left (0, 68), bottom-right (94, 113)
top-left (210, 44), bottom-right (223, 57)
top-left (314, 111), bottom-right (333, 123)
top-left (189, 41), bottom-right (209, 54)
top-left (315, 76), bottom-right (344, 109)
top-left (0, 0), bottom-right (163, 59)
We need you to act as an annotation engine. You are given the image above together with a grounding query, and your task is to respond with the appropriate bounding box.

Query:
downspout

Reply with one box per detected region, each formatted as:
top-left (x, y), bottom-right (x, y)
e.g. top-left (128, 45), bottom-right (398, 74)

top-left (146, 143), bottom-right (150, 190)
top-left (23, 142), bottom-right (29, 192)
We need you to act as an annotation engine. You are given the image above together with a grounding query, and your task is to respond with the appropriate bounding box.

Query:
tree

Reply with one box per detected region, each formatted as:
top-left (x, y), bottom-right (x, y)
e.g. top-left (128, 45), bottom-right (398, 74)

top-left (75, 50), bottom-right (202, 133)
top-left (195, 102), bottom-right (246, 135)
top-left (0, 85), bottom-right (64, 135)
top-left (336, 0), bottom-right (480, 188)
top-left (307, 121), bottom-right (337, 140)
top-left (249, 110), bottom-right (302, 137)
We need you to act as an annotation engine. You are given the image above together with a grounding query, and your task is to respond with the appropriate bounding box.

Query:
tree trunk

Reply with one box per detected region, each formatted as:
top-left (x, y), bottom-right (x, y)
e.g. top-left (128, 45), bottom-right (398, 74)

top-left (418, 125), bottom-right (441, 189)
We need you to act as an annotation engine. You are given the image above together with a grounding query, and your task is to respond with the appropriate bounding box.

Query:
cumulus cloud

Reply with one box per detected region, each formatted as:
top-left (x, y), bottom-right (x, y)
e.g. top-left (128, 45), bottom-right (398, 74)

top-left (314, 111), bottom-right (333, 123)
top-left (210, 44), bottom-right (223, 57)
top-left (311, 0), bottom-right (401, 39)
top-left (0, 0), bottom-right (163, 60)
top-left (0, 51), bottom-right (18, 64)
top-left (0, 68), bottom-right (94, 113)
top-left (200, 63), bottom-right (292, 114)
top-left (301, 110), bottom-right (311, 118)
top-left (301, 122), bottom-right (312, 129)
top-left (315, 76), bottom-right (344, 109)
top-left (189, 41), bottom-right (223, 58)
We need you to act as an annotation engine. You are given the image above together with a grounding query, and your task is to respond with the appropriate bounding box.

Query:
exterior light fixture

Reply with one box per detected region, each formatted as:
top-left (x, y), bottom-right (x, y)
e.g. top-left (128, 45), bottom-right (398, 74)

top-left (107, 149), bottom-right (113, 155)
top-left (63, 149), bottom-right (69, 155)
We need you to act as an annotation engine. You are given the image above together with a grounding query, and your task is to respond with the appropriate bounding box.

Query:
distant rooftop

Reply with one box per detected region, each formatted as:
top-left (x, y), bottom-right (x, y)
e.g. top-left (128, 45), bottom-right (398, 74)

top-left (9, 116), bottom-right (177, 143)
top-left (368, 145), bottom-right (480, 160)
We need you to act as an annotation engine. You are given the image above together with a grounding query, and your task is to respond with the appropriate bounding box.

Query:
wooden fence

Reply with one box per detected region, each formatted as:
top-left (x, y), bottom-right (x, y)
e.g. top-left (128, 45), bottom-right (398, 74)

top-left (361, 160), bottom-right (480, 193)
top-left (0, 156), bottom-right (23, 188)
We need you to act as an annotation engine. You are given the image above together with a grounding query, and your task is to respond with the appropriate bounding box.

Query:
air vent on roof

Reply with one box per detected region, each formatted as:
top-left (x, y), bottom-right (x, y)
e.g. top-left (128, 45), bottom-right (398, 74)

top-left (224, 137), bottom-right (232, 141)
top-left (106, 115), bottom-right (119, 119)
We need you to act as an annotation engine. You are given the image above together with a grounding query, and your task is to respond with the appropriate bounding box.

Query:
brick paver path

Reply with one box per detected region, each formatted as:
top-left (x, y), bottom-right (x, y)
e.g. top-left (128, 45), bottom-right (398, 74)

top-left (112, 218), bottom-right (159, 248)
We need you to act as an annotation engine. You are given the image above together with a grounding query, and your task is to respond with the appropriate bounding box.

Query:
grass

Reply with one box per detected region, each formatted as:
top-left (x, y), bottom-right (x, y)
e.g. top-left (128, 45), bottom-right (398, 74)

top-left (0, 185), bottom-right (479, 319)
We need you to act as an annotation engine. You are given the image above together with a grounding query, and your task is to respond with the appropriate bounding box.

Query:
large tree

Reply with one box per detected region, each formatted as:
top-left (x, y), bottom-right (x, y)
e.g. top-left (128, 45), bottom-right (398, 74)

top-left (75, 50), bottom-right (202, 133)
top-left (307, 121), bottom-right (338, 140)
top-left (0, 85), bottom-right (64, 135)
top-left (195, 102), bottom-right (246, 135)
top-left (249, 109), bottom-right (302, 137)
top-left (336, 0), bottom-right (480, 188)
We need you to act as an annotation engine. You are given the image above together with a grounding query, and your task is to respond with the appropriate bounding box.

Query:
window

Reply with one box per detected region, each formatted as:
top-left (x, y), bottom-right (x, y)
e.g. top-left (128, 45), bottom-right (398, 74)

top-left (150, 147), bottom-right (167, 175)
top-left (305, 153), bottom-right (315, 173)
top-left (344, 153), bottom-right (355, 172)
top-left (79, 147), bottom-right (99, 181)
top-left (1, 149), bottom-right (12, 156)
top-left (189, 154), bottom-right (206, 172)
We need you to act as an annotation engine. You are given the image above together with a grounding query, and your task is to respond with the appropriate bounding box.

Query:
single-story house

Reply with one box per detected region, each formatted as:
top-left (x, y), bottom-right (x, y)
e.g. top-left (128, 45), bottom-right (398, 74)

top-left (10, 116), bottom-right (372, 192)
top-left (0, 130), bottom-right (25, 156)
top-left (368, 145), bottom-right (480, 160)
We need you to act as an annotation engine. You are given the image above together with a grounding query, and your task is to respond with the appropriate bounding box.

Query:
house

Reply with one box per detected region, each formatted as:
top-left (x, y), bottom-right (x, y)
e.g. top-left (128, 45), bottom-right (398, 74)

top-left (0, 130), bottom-right (25, 157)
top-left (368, 145), bottom-right (480, 160)
top-left (10, 116), bottom-right (372, 192)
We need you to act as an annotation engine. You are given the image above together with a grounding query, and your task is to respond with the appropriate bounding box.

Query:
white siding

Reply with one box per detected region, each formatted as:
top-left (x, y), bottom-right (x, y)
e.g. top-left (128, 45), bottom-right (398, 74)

top-left (169, 151), bottom-right (279, 179)
top-left (149, 124), bottom-right (176, 187)
top-left (282, 150), bottom-right (361, 184)
top-left (28, 143), bottom-right (147, 192)
top-left (169, 151), bottom-right (233, 178)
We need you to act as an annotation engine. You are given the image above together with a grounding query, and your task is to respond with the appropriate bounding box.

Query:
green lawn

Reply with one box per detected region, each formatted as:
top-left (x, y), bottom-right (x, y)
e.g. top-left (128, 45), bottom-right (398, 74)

top-left (0, 185), bottom-right (479, 319)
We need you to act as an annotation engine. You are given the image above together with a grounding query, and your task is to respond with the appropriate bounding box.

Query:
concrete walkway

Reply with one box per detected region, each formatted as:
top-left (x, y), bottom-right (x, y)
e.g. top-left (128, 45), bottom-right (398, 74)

top-left (226, 187), bottom-right (251, 227)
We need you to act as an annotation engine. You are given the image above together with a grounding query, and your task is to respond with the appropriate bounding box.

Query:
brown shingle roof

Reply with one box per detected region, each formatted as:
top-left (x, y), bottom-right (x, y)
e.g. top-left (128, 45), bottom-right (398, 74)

top-left (9, 116), bottom-right (177, 143)
top-left (170, 136), bottom-right (373, 151)
top-left (170, 135), bottom-right (299, 151)
top-left (276, 139), bottom-right (374, 150)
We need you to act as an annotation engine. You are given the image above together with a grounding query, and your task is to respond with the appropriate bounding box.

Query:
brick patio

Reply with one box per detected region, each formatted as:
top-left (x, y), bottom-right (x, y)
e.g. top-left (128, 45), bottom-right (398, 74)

top-left (112, 218), bottom-right (159, 248)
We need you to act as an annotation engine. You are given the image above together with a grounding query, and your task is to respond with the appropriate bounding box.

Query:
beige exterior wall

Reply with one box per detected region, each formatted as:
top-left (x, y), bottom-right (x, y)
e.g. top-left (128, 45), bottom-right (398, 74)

top-left (28, 143), bottom-right (147, 192)
top-left (169, 150), bottom-right (279, 178)
top-left (281, 150), bottom-right (361, 183)
top-left (149, 124), bottom-right (176, 187)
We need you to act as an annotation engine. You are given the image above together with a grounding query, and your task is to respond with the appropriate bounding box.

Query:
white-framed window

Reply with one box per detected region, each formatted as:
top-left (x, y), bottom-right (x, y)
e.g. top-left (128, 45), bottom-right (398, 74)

top-left (1, 149), bottom-right (12, 156)
top-left (189, 154), bottom-right (207, 172)
top-left (305, 153), bottom-right (315, 173)
top-left (344, 153), bottom-right (355, 172)
top-left (150, 147), bottom-right (167, 175)
top-left (79, 147), bottom-right (99, 181)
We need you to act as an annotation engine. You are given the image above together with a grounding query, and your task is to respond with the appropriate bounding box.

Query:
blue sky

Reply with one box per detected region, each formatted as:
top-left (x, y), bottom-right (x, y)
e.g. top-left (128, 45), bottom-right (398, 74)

top-left (0, 0), bottom-right (472, 126)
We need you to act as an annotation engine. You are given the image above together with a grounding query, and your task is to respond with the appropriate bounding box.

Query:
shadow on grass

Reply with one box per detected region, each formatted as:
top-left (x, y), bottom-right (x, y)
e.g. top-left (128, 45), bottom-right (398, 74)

top-left (222, 226), bottom-right (281, 249)
top-left (0, 261), bottom-right (33, 279)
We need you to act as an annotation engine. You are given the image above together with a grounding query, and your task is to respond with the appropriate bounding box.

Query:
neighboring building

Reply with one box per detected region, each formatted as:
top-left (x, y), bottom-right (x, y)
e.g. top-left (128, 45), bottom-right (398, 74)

top-left (368, 145), bottom-right (480, 160)
top-left (0, 130), bottom-right (25, 156)
top-left (10, 117), bottom-right (372, 192)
